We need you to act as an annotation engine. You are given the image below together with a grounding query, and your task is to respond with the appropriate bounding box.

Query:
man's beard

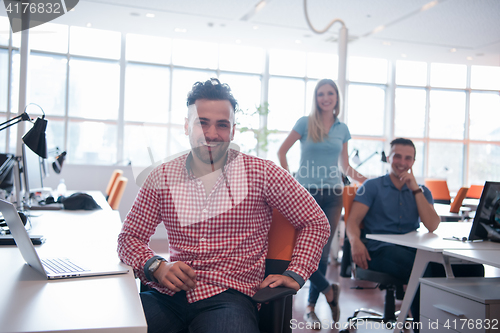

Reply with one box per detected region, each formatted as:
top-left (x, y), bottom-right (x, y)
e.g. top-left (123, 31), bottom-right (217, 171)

top-left (191, 141), bottom-right (230, 166)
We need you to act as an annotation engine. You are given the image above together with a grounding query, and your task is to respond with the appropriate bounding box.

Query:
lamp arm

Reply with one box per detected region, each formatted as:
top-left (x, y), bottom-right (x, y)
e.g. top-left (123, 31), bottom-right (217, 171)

top-left (356, 152), bottom-right (378, 168)
top-left (303, 0), bottom-right (345, 34)
top-left (0, 112), bottom-right (30, 132)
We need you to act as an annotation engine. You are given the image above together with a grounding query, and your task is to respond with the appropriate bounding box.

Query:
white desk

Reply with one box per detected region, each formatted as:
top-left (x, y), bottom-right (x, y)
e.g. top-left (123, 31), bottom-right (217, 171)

top-left (443, 249), bottom-right (500, 269)
top-left (0, 205), bottom-right (147, 332)
top-left (367, 222), bottom-right (500, 333)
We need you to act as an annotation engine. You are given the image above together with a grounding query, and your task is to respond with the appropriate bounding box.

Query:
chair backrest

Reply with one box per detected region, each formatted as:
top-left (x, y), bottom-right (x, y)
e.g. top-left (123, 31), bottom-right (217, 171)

top-left (266, 209), bottom-right (297, 263)
top-left (260, 209), bottom-right (297, 333)
top-left (466, 184), bottom-right (484, 199)
top-left (107, 176), bottom-right (128, 210)
top-left (424, 179), bottom-right (451, 204)
top-left (449, 186), bottom-right (469, 214)
top-left (105, 169), bottom-right (123, 197)
top-left (342, 185), bottom-right (359, 223)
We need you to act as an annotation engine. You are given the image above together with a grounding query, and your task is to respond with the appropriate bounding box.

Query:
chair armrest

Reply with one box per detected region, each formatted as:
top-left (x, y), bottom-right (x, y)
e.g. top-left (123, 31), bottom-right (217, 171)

top-left (252, 286), bottom-right (297, 303)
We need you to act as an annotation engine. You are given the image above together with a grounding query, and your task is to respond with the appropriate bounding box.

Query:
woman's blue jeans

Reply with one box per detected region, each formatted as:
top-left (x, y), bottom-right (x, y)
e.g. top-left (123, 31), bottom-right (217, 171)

top-left (307, 188), bottom-right (343, 305)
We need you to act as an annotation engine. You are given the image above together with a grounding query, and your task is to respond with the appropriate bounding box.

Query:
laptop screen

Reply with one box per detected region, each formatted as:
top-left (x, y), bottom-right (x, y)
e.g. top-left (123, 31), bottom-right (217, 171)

top-left (468, 181), bottom-right (500, 241)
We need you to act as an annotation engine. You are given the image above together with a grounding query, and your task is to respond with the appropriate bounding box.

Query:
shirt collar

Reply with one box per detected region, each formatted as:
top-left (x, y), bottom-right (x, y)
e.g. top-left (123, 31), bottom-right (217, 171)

top-left (184, 148), bottom-right (240, 179)
top-left (382, 173), bottom-right (410, 192)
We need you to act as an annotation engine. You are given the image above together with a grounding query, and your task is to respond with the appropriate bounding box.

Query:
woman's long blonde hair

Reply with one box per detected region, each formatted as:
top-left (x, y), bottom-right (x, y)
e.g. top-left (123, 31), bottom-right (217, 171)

top-left (308, 79), bottom-right (340, 143)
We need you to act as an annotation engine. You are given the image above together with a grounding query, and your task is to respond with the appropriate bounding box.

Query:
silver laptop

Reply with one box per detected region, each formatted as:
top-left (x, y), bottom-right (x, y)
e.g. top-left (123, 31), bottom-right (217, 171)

top-left (0, 199), bottom-right (129, 279)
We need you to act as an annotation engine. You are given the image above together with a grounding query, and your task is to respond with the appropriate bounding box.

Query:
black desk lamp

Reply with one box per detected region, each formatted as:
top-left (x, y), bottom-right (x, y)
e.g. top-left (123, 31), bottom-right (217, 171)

top-left (0, 104), bottom-right (48, 159)
top-left (52, 151), bottom-right (67, 174)
top-left (0, 104), bottom-right (48, 207)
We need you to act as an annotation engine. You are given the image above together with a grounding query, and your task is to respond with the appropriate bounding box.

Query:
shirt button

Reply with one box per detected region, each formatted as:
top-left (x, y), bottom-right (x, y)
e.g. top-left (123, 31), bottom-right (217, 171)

top-left (200, 238), bottom-right (206, 242)
top-left (400, 202), bottom-right (402, 205)
top-left (399, 216), bottom-right (402, 219)
top-left (202, 208), bottom-right (208, 213)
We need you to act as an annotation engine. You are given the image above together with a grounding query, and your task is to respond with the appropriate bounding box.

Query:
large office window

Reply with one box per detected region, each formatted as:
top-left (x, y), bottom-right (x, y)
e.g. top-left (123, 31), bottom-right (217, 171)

top-left (68, 58), bottom-right (120, 121)
top-left (346, 84), bottom-right (385, 137)
top-left (267, 77), bottom-right (306, 132)
top-left (394, 88), bottom-right (426, 138)
top-left (428, 90), bottom-right (466, 140)
top-left (0, 23), bottom-right (499, 189)
top-left (30, 53), bottom-right (67, 117)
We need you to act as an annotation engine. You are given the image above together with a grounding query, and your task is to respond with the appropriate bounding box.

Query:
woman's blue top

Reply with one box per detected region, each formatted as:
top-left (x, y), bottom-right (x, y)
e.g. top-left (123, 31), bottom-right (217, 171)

top-left (292, 116), bottom-right (351, 190)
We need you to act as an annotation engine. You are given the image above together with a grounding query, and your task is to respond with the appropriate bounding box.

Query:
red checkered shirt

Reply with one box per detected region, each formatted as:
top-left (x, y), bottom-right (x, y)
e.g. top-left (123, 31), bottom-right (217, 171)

top-left (117, 149), bottom-right (329, 303)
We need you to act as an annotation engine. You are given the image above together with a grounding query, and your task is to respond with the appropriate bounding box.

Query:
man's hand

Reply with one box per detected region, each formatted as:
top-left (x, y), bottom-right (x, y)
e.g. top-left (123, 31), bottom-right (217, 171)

top-left (259, 274), bottom-right (300, 291)
top-left (399, 167), bottom-right (419, 191)
top-left (154, 261), bottom-right (197, 292)
top-left (350, 238), bottom-right (371, 270)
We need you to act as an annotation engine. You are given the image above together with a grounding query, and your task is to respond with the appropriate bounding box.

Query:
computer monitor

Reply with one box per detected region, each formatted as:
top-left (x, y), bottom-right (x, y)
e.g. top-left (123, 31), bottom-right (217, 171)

top-left (21, 143), bottom-right (45, 197)
top-left (468, 181), bottom-right (500, 242)
top-left (0, 153), bottom-right (16, 194)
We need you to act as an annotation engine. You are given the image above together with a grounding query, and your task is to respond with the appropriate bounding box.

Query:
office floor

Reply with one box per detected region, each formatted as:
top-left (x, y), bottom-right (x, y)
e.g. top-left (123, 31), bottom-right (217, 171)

top-left (291, 254), bottom-right (500, 333)
top-left (290, 256), bottom-right (412, 333)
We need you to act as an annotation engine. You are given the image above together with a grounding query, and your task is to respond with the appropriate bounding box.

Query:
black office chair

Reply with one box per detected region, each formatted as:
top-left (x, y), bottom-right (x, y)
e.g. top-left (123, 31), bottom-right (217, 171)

top-left (339, 266), bottom-right (409, 332)
top-left (340, 187), bottom-right (411, 332)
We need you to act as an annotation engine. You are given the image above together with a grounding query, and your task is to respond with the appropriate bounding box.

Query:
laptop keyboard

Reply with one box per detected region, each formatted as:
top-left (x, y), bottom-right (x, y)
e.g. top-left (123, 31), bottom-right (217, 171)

top-left (42, 258), bottom-right (89, 274)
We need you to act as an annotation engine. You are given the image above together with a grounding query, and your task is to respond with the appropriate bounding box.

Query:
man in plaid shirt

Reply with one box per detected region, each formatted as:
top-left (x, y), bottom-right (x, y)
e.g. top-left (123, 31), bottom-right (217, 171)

top-left (118, 78), bottom-right (330, 333)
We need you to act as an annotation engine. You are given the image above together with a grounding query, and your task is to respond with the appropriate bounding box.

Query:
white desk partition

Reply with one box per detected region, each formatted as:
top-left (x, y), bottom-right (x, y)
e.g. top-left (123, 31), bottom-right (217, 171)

top-left (0, 204), bottom-right (147, 333)
top-left (366, 222), bottom-right (500, 333)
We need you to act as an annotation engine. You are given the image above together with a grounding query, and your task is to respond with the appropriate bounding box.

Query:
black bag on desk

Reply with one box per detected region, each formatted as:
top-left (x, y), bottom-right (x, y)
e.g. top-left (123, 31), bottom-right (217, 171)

top-left (59, 193), bottom-right (102, 210)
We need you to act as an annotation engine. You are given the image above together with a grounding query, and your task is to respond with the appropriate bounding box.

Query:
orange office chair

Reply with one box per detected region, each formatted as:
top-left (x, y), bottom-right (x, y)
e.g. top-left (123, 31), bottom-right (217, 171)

top-left (107, 176), bottom-right (128, 210)
top-left (466, 184), bottom-right (484, 199)
top-left (105, 169), bottom-right (123, 200)
top-left (424, 179), bottom-right (451, 204)
top-left (252, 209), bottom-right (298, 333)
top-left (449, 187), bottom-right (469, 214)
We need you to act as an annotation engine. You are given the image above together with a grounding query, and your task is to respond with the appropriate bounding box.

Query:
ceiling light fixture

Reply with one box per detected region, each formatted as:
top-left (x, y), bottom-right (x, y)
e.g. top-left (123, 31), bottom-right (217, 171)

top-left (373, 25), bottom-right (385, 34)
top-left (146, 13), bottom-right (155, 18)
top-left (255, 1), bottom-right (267, 12)
top-left (241, 0), bottom-right (270, 21)
top-left (174, 28), bottom-right (187, 33)
top-left (422, 0), bottom-right (439, 11)
top-left (383, 41), bottom-right (391, 46)
top-left (466, 56), bottom-right (473, 61)
top-left (450, 48), bottom-right (457, 53)
top-left (86, 23), bottom-right (92, 28)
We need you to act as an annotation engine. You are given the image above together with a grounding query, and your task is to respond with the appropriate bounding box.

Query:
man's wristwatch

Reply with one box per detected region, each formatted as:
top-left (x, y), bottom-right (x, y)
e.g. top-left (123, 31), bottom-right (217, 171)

top-left (412, 187), bottom-right (424, 195)
top-left (146, 257), bottom-right (166, 283)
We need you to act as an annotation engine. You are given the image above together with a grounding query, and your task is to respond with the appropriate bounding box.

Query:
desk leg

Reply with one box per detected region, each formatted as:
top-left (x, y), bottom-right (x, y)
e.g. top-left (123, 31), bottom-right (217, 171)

top-left (393, 250), bottom-right (449, 333)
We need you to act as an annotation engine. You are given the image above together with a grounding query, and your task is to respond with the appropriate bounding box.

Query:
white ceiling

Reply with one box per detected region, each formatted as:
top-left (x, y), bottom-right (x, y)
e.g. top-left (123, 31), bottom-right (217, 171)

top-left (2, 0), bottom-right (500, 66)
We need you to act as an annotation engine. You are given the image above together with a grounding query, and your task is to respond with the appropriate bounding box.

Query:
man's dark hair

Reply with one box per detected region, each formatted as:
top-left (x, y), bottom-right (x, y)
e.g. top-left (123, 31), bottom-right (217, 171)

top-left (390, 138), bottom-right (416, 159)
top-left (186, 78), bottom-right (238, 112)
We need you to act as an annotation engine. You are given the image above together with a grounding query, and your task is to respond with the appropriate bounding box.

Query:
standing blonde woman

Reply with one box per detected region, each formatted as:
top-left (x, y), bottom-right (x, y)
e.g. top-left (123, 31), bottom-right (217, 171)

top-left (278, 79), bottom-right (367, 327)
